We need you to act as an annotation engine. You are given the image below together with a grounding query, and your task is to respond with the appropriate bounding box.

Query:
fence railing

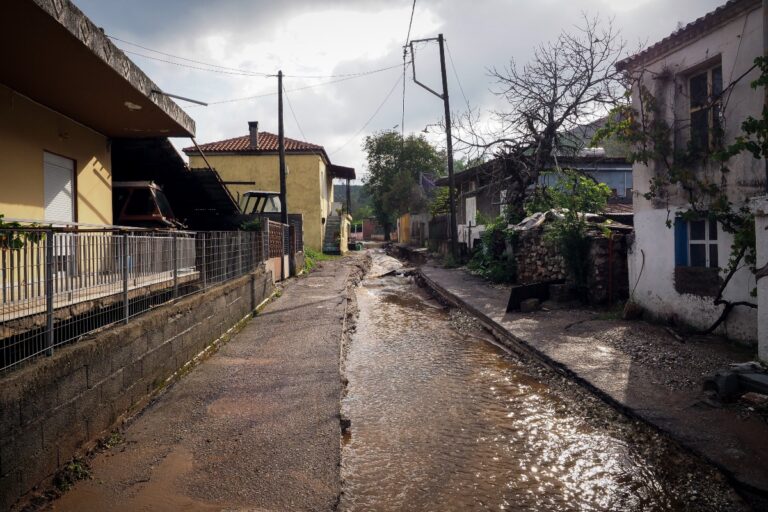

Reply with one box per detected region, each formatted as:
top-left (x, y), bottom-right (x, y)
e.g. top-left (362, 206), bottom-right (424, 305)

top-left (0, 220), bottom-right (299, 373)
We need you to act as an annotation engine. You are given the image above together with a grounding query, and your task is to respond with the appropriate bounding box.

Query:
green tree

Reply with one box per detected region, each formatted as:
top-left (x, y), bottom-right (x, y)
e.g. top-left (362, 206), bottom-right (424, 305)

top-left (525, 170), bottom-right (612, 294)
top-left (525, 169), bottom-right (612, 216)
top-left (362, 131), bottom-right (445, 239)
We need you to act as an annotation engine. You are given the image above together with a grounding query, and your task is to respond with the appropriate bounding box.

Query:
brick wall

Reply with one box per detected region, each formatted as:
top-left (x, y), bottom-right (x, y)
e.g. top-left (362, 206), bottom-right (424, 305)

top-left (0, 267), bottom-right (273, 509)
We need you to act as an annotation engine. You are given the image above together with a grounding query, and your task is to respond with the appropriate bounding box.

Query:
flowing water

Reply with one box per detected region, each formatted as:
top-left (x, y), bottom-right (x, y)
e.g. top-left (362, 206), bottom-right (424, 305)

top-left (340, 252), bottom-right (744, 512)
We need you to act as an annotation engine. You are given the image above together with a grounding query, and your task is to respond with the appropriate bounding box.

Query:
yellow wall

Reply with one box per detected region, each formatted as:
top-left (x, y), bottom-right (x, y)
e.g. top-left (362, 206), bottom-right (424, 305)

top-left (189, 152), bottom-right (333, 250)
top-left (398, 213), bottom-right (411, 244)
top-left (0, 84), bottom-right (112, 225)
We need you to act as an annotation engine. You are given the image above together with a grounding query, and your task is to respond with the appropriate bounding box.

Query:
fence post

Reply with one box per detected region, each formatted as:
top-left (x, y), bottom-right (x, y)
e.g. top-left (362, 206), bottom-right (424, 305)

top-left (45, 229), bottom-right (54, 356)
top-left (201, 233), bottom-right (207, 289)
top-left (237, 231), bottom-right (243, 276)
top-left (172, 233), bottom-right (178, 298)
top-left (122, 233), bottom-right (129, 324)
top-left (263, 221), bottom-right (269, 263)
top-left (289, 224), bottom-right (296, 277)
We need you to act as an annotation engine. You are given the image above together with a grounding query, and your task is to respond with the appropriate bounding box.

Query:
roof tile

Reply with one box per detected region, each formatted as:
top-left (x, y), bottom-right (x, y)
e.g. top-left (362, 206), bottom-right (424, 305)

top-left (183, 132), bottom-right (324, 154)
top-left (617, 0), bottom-right (761, 71)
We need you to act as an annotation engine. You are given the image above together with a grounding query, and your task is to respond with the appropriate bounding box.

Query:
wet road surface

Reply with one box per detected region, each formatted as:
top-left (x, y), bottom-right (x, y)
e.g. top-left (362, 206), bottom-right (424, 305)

top-left (49, 259), bottom-right (360, 512)
top-left (340, 252), bottom-right (746, 511)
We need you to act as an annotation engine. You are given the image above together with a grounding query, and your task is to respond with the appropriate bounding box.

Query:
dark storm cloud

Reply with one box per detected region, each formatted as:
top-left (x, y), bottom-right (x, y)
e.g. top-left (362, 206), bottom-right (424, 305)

top-left (75, 0), bottom-right (726, 176)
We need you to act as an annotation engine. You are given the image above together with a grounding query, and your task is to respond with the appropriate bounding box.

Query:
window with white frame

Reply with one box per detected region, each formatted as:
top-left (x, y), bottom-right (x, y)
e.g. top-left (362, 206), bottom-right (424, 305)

top-left (674, 217), bottom-right (718, 268)
top-left (688, 63), bottom-right (723, 154)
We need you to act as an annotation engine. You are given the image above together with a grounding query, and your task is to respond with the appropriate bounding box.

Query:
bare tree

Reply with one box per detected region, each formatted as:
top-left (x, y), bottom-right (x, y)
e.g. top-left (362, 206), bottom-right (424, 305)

top-left (455, 15), bottom-right (626, 218)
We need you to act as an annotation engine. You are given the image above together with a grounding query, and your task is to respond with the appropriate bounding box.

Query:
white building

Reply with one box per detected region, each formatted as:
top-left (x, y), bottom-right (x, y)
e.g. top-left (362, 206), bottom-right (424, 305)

top-left (618, 0), bottom-right (764, 344)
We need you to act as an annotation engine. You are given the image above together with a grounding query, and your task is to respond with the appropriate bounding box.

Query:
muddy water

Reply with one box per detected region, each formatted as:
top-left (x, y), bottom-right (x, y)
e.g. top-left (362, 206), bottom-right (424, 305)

top-left (340, 252), bottom-right (743, 512)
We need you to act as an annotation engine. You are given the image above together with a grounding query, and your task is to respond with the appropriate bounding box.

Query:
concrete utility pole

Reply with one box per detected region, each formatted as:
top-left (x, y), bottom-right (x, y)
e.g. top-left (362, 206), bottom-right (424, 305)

top-left (763, 0), bottom-right (768, 192)
top-left (410, 34), bottom-right (459, 260)
top-left (278, 70), bottom-right (287, 280)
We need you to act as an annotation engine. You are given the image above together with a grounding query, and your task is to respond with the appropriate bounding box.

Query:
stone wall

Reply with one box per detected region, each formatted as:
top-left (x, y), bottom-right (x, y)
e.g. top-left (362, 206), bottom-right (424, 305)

top-left (513, 228), bottom-right (630, 304)
top-left (514, 229), bottom-right (567, 284)
top-left (0, 267), bottom-right (273, 510)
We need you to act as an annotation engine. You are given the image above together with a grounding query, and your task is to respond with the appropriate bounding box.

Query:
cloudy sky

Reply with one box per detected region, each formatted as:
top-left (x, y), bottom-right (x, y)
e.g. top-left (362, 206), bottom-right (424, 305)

top-left (77, 0), bottom-right (723, 180)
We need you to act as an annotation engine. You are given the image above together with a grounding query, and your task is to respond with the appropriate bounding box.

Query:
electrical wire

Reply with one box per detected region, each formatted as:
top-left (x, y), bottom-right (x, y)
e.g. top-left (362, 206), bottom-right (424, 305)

top-left (283, 63), bottom-right (406, 79)
top-left (329, 73), bottom-right (404, 156)
top-left (119, 49), bottom-right (268, 77)
top-left (110, 34), bottom-right (403, 79)
top-left (283, 85), bottom-right (308, 142)
top-left (108, 35), bottom-right (271, 76)
top-left (445, 40), bottom-right (480, 161)
top-left (445, 41), bottom-right (471, 114)
top-left (190, 64), bottom-right (406, 107)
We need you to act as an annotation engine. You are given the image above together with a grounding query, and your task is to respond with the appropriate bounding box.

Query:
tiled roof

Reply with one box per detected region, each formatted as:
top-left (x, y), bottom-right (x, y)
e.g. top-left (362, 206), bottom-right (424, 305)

top-left (183, 132), bottom-right (324, 154)
top-left (617, 0), bottom-right (761, 71)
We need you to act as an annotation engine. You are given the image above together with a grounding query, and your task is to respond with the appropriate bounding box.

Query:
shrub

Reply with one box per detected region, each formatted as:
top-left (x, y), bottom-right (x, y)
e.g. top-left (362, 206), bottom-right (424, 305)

top-left (467, 214), bottom-right (516, 283)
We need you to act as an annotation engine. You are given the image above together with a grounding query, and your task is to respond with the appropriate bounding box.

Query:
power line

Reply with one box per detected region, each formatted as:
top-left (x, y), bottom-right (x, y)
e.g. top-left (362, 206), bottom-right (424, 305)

top-left (110, 34), bottom-right (404, 79)
top-left (404, 0), bottom-right (417, 45)
top-left (445, 41), bottom-right (471, 113)
top-left (109, 35), bottom-right (271, 76)
top-left (283, 64), bottom-right (406, 79)
top-left (119, 49), bottom-right (268, 77)
top-left (191, 64), bottom-right (406, 107)
top-left (283, 85), bottom-right (308, 142)
top-left (445, 40), bottom-right (481, 162)
top-left (330, 73), bottom-right (404, 156)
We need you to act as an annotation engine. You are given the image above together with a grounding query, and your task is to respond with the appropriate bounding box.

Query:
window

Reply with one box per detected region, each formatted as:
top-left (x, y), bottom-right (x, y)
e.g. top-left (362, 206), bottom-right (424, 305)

top-left (674, 217), bottom-right (718, 268)
top-left (43, 152), bottom-right (75, 223)
top-left (689, 64), bottom-right (722, 154)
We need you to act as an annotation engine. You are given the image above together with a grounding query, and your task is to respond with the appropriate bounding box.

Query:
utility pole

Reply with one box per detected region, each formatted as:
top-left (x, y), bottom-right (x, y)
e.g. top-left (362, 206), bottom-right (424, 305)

top-left (763, 0), bottom-right (768, 192)
top-left (278, 70), bottom-right (287, 280)
top-left (410, 34), bottom-right (459, 259)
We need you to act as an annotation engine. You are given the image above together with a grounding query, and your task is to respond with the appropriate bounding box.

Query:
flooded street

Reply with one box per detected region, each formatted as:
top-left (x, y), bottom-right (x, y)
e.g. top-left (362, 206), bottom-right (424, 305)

top-left (340, 252), bottom-right (745, 511)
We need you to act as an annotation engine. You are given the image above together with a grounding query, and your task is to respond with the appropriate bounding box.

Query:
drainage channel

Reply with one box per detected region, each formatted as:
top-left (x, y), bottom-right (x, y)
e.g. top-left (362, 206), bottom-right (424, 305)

top-left (339, 251), bottom-right (746, 511)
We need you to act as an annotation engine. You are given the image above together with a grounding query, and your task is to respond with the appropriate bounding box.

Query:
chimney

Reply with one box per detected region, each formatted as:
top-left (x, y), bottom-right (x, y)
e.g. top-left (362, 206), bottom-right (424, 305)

top-left (248, 121), bottom-right (259, 149)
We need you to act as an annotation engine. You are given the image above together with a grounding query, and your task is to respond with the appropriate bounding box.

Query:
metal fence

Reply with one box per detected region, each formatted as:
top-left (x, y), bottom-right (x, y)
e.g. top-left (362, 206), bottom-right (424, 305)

top-left (0, 220), bottom-right (299, 373)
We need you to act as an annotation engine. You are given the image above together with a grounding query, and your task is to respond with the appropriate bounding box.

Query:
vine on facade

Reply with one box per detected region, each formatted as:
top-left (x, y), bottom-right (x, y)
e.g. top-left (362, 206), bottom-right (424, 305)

top-left (594, 57), bottom-right (768, 333)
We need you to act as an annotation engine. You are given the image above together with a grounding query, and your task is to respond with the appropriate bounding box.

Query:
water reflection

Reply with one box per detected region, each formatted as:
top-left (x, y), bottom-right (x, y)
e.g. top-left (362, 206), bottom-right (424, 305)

top-left (340, 253), bottom-right (736, 512)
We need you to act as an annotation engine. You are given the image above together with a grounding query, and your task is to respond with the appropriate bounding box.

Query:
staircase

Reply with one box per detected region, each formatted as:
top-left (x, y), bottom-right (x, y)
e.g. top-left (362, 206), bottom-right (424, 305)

top-left (322, 216), bottom-right (342, 254)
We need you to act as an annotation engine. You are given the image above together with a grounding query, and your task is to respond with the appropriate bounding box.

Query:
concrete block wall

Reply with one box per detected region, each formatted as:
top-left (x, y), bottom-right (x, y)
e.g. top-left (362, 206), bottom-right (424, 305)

top-left (0, 268), bottom-right (273, 510)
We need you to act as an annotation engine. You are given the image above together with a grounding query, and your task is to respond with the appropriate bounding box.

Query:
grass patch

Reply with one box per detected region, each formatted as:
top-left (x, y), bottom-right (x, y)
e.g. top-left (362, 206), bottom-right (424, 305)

top-left (98, 431), bottom-right (123, 450)
top-left (54, 459), bottom-right (91, 492)
top-left (303, 248), bottom-right (338, 272)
